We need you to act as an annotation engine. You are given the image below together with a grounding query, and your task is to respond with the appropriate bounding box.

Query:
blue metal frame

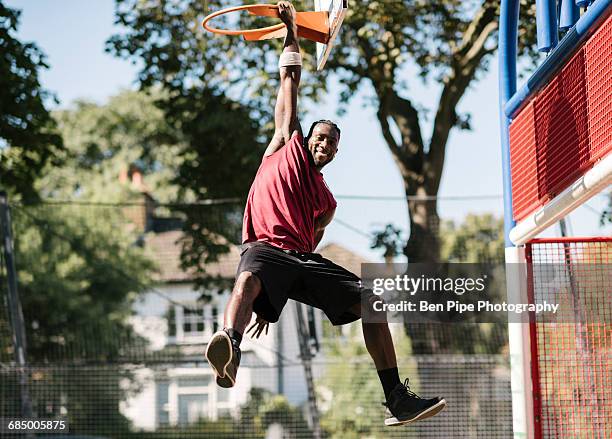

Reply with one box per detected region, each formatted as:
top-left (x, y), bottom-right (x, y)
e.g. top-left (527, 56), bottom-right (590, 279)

top-left (499, 0), bottom-right (520, 247)
top-left (505, 0), bottom-right (612, 119)
top-left (561, 0), bottom-right (580, 29)
top-left (536, 0), bottom-right (559, 51)
top-left (498, 0), bottom-right (611, 247)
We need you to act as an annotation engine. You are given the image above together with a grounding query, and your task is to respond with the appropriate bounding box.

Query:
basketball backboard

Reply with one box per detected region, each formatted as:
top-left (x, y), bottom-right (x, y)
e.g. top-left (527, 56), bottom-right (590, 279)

top-left (314, 0), bottom-right (348, 70)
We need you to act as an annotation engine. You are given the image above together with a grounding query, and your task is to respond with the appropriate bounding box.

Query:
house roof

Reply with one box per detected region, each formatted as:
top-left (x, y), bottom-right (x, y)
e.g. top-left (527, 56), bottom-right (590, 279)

top-left (318, 242), bottom-right (371, 276)
top-left (145, 231), bottom-right (371, 283)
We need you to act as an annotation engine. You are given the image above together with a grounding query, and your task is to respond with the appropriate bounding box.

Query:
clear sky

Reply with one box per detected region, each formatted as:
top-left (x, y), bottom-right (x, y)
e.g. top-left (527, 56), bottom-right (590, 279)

top-left (7, 0), bottom-right (610, 261)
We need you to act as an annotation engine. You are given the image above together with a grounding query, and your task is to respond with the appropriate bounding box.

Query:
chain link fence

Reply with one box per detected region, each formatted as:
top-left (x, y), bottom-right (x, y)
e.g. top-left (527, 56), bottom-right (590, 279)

top-left (0, 199), bottom-right (515, 438)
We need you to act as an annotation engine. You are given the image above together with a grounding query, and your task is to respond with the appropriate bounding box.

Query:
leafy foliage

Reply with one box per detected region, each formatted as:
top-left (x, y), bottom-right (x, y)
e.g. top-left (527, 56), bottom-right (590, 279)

top-left (371, 213), bottom-right (505, 263)
top-left (370, 223), bottom-right (404, 261)
top-left (319, 323), bottom-right (413, 438)
top-left (325, 0), bottom-right (537, 261)
top-left (440, 213), bottom-right (505, 263)
top-left (48, 89), bottom-right (251, 290)
top-left (44, 91), bottom-right (182, 202)
top-left (600, 191), bottom-right (611, 226)
top-left (0, 200), bottom-right (153, 439)
top-left (107, 0), bottom-right (326, 119)
top-left (0, 3), bottom-right (63, 201)
top-left (329, 0), bottom-right (538, 97)
top-left (11, 203), bottom-right (154, 361)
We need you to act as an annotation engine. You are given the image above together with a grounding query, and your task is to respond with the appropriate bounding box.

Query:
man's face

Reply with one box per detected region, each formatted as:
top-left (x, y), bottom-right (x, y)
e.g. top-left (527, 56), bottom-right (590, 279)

top-left (307, 123), bottom-right (339, 169)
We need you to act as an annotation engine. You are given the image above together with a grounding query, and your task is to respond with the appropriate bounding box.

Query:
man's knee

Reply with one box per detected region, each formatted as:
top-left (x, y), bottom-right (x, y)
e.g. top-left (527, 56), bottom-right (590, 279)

top-left (363, 292), bottom-right (389, 324)
top-left (349, 292), bottom-right (388, 323)
top-left (234, 271), bottom-right (262, 299)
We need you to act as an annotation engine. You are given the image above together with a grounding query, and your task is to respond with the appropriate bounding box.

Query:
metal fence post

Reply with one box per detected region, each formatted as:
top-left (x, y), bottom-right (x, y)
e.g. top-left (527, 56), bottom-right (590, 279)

top-left (0, 191), bottom-right (33, 419)
top-left (294, 302), bottom-right (322, 439)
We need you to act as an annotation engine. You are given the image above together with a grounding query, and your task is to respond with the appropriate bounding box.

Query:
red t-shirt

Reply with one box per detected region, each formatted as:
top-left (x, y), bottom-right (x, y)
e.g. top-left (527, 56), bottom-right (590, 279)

top-left (242, 133), bottom-right (337, 252)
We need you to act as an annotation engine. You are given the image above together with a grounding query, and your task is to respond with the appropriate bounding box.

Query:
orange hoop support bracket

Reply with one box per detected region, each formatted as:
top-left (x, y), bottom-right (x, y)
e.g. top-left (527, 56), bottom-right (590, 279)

top-left (202, 4), bottom-right (330, 44)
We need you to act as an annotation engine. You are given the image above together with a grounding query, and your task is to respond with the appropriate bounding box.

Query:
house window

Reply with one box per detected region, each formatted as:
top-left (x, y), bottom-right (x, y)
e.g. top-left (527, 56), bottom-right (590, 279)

top-left (217, 387), bottom-right (230, 403)
top-left (168, 303), bottom-right (220, 343)
top-left (156, 381), bottom-right (170, 426)
top-left (167, 307), bottom-right (176, 338)
top-left (182, 307), bottom-right (204, 336)
top-left (178, 394), bottom-right (208, 426)
top-left (211, 306), bottom-right (219, 333)
top-left (156, 373), bottom-right (232, 426)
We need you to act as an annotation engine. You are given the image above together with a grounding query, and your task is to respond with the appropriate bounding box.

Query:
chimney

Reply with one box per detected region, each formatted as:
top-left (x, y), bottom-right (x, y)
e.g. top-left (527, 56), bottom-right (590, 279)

top-left (128, 164), bottom-right (148, 192)
top-left (120, 164), bottom-right (156, 234)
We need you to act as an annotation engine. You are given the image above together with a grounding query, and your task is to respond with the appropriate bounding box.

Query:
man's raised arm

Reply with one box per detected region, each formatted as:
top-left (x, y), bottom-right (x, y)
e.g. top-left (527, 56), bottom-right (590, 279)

top-left (264, 1), bottom-right (302, 157)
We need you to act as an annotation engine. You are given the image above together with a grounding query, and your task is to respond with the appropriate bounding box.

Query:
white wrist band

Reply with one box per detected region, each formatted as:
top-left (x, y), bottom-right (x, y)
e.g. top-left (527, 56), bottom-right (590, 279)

top-left (279, 52), bottom-right (302, 69)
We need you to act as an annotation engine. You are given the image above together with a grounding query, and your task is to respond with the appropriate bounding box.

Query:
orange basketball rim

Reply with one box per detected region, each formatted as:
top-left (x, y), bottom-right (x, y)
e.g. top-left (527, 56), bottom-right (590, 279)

top-left (202, 3), bottom-right (331, 44)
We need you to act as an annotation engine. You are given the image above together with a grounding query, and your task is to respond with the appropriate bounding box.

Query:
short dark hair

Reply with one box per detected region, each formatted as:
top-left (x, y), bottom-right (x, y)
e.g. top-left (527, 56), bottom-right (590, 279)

top-left (305, 119), bottom-right (341, 143)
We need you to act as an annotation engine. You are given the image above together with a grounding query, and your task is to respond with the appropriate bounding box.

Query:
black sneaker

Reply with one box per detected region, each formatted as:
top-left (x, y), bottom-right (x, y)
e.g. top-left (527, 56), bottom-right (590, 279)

top-left (205, 329), bottom-right (241, 388)
top-left (383, 379), bottom-right (446, 427)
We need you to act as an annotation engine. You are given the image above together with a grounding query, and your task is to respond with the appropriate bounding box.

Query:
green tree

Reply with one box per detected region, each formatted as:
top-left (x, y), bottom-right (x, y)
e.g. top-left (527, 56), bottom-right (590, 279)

top-left (370, 224), bottom-right (404, 263)
top-left (328, 0), bottom-right (536, 262)
top-left (12, 203), bottom-right (154, 361)
top-left (327, 0), bottom-right (537, 262)
top-left (372, 213), bottom-right (505, 264)
top-left (47, 89), bottom-right (249, 291)
top-left (0, 3), bottom-right (63, 201)
top-left (237, 387), bottom-right (312, 438)
top-left (0, 201), bottom-right (154, 433)
top-left (600, 191), bottom-right (611, 226)
top-left (440, 213), bottom-right (505, 263)
top-left (319, 322), bottom-right (413, 438)
top-left (436, 214), bottom-right (506, 356)
top-left (43, 90), bottom-right (183, 203)
top-left (106, 0), bottom-right (274, 201)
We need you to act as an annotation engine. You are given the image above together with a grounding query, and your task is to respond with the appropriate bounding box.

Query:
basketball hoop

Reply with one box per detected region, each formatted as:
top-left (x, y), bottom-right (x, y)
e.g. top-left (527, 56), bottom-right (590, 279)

top-left (202, 4), bottom-right (330, 44)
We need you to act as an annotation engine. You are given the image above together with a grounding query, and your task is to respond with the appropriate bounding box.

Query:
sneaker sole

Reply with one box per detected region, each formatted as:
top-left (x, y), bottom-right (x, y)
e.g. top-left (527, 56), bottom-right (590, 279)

top-left (205, 331), bottom-right (236, 388)
top-left (385, 399), bottom-right (447, 427)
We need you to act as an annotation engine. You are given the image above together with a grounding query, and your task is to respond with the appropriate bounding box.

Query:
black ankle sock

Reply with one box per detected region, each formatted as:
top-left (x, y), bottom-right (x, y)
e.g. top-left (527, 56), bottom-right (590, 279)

top-left (378, 367), bottom-right (401, 400)
top-left (225, 327), bottom-right (242, 348)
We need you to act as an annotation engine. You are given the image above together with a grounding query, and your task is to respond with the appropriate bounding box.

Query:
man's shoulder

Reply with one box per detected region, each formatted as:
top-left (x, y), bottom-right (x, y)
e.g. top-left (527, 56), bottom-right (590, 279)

top-left (287, 132), bottom-right (305, 149)
top-left (264, 133), bottom-right (304, 158)
top-left (277, 133), bottom-right (309, 163)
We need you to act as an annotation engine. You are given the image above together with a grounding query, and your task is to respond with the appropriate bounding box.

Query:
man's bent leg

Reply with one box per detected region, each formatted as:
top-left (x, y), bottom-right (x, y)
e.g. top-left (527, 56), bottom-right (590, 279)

top-left (224, 271), bottom-right (262, 334)
top-left (362, 322), bottom-right (398, 370)
top-left (298, 254), bottom-right (445, 426)
top-left (207, 271), bottom-right (262, 388)
top-left (349, 302), bottom-right (400, 399)
top-left (348, 302), bottom-right (447, 426)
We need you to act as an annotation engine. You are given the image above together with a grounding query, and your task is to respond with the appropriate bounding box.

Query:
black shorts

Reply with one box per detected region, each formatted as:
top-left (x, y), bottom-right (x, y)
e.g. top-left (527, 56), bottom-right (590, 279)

top-left (236, 241), bottom-right (369, 325)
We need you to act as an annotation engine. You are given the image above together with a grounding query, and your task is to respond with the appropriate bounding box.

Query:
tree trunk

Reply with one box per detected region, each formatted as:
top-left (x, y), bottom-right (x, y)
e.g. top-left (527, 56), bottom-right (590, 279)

top-left (364, 0), bottom-right (501, 354)
top-left (402, 184), bottom-right (445, 354)
top-left (404, 185), bottom-right (441, 263)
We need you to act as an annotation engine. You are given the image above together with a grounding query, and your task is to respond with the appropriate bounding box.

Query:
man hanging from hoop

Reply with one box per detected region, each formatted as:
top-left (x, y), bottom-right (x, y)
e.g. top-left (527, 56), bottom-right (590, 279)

top-left (205, 1), bottom-right (446, 427)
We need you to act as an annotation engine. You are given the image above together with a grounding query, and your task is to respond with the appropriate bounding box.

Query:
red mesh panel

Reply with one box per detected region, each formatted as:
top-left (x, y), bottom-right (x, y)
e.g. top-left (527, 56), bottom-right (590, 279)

top-left (509, 102), bottom-right (541, 217)
top-left (585, 14), bottom-right (612, 161)
top-left (526, 238), bottom-right (612, 439)
top-left (533, 50), bottom-right (591, 202)
top-left (509, 15), bottom-right (612, 222)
